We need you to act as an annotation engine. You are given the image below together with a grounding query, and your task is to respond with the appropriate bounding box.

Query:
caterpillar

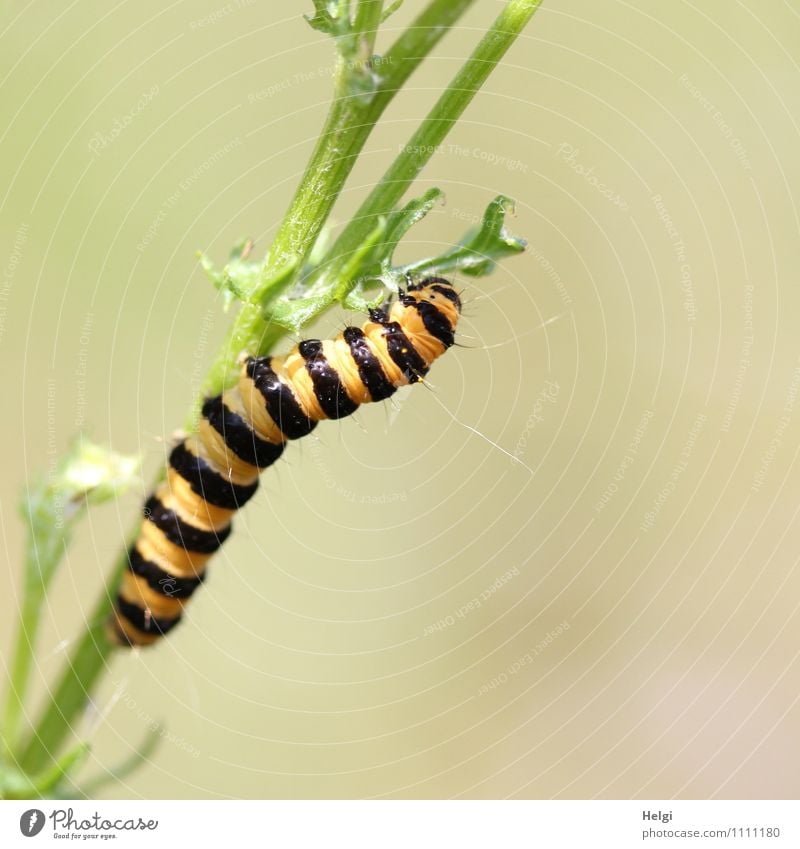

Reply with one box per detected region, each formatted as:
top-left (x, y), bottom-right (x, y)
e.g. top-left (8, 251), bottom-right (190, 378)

top-left (107, 277), bottom-right (462, 647)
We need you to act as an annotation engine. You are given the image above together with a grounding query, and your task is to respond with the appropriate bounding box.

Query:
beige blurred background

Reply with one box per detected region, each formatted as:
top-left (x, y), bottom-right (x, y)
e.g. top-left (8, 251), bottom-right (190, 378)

top-left (1, 0), bottom-right (799, 799)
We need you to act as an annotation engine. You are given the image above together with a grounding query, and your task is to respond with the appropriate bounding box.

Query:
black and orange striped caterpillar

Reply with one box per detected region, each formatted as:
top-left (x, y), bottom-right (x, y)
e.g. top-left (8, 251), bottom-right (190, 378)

top-left (107, 277), bottom-right (462, 647)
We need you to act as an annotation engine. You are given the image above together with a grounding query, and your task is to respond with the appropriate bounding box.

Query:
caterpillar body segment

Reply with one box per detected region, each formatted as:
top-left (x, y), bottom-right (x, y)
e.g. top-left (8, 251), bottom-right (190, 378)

top-left (108, 278), bottom-right (462, 647)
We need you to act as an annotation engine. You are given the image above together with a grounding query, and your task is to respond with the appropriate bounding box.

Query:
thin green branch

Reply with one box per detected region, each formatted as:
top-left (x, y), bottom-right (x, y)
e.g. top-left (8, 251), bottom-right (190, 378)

top-left (2, 442), bottom-right (138, 779)
top-left (201, 0), bottom-right (479, 400)
top-left (322, 0), bottom-right (542, 278)
top-left (2, 523), bottom-right (62, 759)
top-left (18, 549), bottom-right (128, 775)
top-left (354, 0), bottom-right (384, 52)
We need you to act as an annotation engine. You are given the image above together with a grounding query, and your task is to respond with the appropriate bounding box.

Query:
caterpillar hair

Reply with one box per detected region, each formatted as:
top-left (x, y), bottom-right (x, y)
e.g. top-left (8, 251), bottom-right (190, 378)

top-left (107, 277), bottom-right (462, 647)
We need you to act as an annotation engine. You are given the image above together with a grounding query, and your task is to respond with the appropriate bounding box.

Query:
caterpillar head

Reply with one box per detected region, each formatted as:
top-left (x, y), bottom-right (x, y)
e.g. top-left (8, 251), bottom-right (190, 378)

top-left (406, 276), bottom-right (462, 313)
top-left (394, 277), bottom-right (461, 355)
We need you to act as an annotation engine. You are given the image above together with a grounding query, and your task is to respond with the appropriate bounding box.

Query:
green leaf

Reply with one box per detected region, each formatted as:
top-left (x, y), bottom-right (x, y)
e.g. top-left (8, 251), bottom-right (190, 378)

top-left (331, 191), bottom-right (524, 294)
top-left (400, 194), bottom-right (526, 279)
top-left (54, 441), bottom-right (141, 510)
top-left (199, 239), bottom-right (257, 311)
top-left (283, 193), bottom-right (524, 331)
top-left (20, 439), bottom-right (141, 583)
top-left (342, 282), bottom-right (388, 313)
top-left (200, 242), bottom-right (298, 312)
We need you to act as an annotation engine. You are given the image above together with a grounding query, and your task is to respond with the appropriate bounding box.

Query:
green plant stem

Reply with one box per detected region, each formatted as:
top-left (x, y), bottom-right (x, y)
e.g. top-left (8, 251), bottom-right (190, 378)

top-left (3, 595), bottom-right (43, 760)
top-left (4, 496), bottom-right (77, 758)
top-left (15, 0), bottom-right (480, 780)
top-left (3, 552), bottom-right (50, 758)
top-left (18, 546), bottom-right (131, 775)
top-left (2, 740), bottom-right (89, 800)
top-left (354, 0), bottom-right (384, 47)
top-left (323, 0), bottom-right (542, 277)
top-left (202, 0), bottom-right (479, 399)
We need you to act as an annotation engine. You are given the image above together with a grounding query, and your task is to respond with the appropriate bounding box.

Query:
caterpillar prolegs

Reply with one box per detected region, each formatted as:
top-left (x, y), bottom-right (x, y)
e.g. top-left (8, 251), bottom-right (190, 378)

top-left (107, 277), bottom-right (462, 647)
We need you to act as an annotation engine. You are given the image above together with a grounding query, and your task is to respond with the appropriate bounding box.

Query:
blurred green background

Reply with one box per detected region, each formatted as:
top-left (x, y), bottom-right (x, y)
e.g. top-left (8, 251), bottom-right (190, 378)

top-left (2, 0), bottom-right (799, 799)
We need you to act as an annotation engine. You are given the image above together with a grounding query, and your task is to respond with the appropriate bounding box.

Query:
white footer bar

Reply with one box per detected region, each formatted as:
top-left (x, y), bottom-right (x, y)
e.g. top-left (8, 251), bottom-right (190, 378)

top-left (1, 800), bottom-right (797, 847)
